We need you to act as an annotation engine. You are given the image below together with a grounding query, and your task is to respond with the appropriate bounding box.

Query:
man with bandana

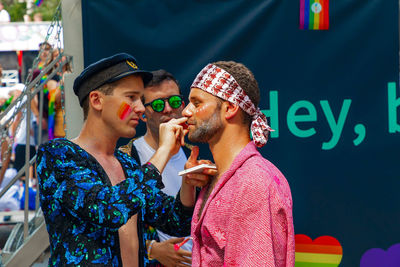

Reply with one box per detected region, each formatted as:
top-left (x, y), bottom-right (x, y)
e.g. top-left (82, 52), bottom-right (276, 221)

top-left (182, 61), bottom-right (295, 266)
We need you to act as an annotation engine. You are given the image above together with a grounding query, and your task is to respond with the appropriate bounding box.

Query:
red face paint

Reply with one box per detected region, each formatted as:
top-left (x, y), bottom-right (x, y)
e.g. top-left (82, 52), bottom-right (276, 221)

top-left (117, 102), bottom-right (133, 120)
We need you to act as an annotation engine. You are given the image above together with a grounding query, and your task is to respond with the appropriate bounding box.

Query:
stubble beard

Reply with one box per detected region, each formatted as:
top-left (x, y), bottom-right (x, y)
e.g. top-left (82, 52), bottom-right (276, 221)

top-left (188, 112), bottom-right (223, 143)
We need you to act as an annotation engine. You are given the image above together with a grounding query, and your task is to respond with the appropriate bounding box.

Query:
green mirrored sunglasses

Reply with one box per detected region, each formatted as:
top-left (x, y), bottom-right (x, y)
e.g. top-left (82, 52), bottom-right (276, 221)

top-left (144, 95), bottom-right (183, 112)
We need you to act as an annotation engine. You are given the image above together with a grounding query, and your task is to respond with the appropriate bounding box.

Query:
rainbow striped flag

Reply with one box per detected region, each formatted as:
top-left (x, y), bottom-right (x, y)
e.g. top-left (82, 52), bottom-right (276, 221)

top-left (34, 0), bottom-right (43, 7)
top-left (300, 0), bottom-right (329, 30)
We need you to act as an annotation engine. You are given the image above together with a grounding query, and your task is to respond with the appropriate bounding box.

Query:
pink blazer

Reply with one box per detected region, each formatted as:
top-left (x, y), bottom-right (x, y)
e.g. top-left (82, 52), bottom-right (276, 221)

top-left (191, 142), bottom-right (295, 267)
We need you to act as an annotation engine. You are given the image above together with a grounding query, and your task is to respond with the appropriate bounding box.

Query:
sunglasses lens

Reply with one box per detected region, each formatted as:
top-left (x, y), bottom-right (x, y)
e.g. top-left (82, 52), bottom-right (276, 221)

top-left (169, 95), bottom-right (182, 109)
top-left (151, 99), bottom-right (165, 112)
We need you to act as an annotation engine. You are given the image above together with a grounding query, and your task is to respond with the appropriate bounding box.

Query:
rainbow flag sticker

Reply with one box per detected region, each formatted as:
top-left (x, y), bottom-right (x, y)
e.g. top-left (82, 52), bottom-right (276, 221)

top-left (34, 0), bottom-right (43, 7)
top-left (295, 234), bottom-right (343, 266)
top-left (300, 0), bottom-right (329, 30)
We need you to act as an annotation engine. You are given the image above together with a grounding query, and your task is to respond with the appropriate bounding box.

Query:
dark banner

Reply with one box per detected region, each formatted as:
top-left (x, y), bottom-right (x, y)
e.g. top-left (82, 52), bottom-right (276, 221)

top-left (82, 0), bottom-right (400, 265)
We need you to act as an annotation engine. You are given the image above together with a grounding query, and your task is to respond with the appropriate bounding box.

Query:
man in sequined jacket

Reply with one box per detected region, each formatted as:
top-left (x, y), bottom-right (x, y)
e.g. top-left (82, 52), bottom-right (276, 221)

top-left (36, 53), bottom-right (204, 266)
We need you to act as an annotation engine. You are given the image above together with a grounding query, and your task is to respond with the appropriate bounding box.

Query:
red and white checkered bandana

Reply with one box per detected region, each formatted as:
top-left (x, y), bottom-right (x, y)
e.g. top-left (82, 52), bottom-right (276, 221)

top-left (191, 64), bottom-right (272, 147)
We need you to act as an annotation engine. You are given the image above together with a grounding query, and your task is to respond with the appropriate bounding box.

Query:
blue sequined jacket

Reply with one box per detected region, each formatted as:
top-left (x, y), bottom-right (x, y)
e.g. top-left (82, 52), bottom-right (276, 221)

top-left (36, 138), bottom-right (193, 266)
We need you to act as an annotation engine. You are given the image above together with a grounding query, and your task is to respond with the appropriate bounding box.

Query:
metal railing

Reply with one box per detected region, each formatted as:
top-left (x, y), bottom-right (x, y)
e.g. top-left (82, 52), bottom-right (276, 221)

top-left (0, 3), bottom-right (67, 265)
top-left (0, 55), bottom-right (70, 241)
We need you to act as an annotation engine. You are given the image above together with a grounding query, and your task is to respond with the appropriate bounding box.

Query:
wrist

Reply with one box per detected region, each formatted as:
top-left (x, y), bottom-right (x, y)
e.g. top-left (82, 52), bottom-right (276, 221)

top-left (157, 145), bottom-right (173, 158)
top-left (180, 182), bottom-right (196, 207)
top-left (181, 178), bottom-right (195, 190)
top-left (147, 240), bottom-right (157, 260)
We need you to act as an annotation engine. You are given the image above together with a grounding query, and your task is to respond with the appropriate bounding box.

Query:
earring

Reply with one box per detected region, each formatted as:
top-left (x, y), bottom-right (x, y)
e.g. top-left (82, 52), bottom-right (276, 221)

top-left (142, 114), bottom-right (146, 119)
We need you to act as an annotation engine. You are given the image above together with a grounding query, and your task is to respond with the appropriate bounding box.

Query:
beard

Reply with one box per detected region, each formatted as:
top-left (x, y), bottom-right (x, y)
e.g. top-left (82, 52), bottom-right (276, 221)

top-left (188, 111), bottom-right (223, 143)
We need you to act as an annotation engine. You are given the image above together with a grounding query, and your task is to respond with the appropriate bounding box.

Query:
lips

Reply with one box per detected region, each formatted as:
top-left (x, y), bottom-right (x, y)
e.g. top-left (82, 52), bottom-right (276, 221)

top-left (129, 118), bottom-right (139, 124)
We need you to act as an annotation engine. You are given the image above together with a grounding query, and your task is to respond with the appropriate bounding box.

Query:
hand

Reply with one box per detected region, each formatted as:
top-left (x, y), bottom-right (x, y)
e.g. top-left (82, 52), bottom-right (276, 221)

top-left (184, 146), bottom-right (217, 187)
top-left (150, 237), bottom-right (192, 267)
top-left (158, 117), bottom-right (188, 157)
top-left (149, 118), bottom-right (189, 174)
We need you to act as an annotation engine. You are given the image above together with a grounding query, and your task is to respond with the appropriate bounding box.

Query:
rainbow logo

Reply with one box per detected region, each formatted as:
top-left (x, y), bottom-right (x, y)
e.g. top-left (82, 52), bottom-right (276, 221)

top-left (117, 102), bottom-right (133, 120)
top-left (295, 234), bottom-right (343, 267)
top-left (300, 0), bottom-right (330, 30)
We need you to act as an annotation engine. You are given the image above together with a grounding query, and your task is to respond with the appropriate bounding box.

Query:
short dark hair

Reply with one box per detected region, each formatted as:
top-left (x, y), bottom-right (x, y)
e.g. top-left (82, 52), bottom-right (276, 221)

top-left (211, 61), bottom-right (260, 126)
top-left (82, 82), bottom-right (116, 120)
top-left (146, 69), bottom-right (180, 92)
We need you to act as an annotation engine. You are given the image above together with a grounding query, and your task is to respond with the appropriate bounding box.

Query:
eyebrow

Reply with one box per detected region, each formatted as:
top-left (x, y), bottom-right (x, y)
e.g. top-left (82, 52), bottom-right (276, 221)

top-left (189, 95), bottom-right (201, 102)
top-left (124, 90), bottom-right (142, 95)
top-left (122, 91), bottom-right (143, 99)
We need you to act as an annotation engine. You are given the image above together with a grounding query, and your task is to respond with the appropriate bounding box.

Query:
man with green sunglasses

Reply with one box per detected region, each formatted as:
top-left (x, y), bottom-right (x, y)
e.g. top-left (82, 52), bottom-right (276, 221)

top-left (121, 70), bottom-right (195, 266)
top-left (139, 70), bottom-right (186, 151)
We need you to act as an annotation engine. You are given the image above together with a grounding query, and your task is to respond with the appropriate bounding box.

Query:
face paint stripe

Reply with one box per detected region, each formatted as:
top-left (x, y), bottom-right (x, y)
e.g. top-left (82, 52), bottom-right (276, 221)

top-left (118, 102), bottom-right (133, 120)
top-left (117, 103), bottom-right (129, 117)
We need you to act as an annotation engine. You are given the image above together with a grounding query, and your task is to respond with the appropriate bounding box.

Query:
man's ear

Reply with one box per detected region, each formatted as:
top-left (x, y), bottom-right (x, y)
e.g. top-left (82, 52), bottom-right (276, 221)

top-left (224, 101), bottom-right (240, 120)
top-left (88, 91), bottom-right (103, 112)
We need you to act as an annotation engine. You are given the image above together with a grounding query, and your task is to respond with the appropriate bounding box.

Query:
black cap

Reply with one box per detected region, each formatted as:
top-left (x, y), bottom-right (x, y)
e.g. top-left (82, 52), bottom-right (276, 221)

top-left (73, 53), bottom-right (152, 106)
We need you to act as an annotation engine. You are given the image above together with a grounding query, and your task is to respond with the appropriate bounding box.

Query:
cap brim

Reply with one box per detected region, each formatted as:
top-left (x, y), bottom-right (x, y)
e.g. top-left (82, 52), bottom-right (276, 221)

top-left (107, 70), bottom-right (153, 86)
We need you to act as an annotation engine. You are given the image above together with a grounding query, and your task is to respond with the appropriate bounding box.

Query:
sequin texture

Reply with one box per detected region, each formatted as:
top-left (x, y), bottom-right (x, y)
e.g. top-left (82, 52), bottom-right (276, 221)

top-left (37, 138), bottom-right (193, 266)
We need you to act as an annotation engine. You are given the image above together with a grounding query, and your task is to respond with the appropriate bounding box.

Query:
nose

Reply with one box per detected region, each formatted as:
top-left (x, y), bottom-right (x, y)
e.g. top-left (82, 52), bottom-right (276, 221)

top-left (134, 99), bottom-right (146, 116)
top-left (182, 103), bottom-right (193, 118)
top-left (162, 100), bottom-right (173, 114)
